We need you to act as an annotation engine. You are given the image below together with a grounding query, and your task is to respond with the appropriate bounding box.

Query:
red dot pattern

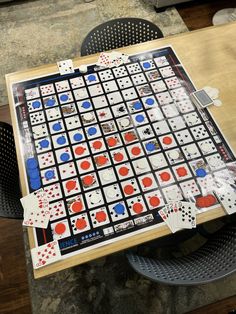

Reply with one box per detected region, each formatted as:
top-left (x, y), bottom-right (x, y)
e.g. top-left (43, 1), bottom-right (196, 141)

top-left (75, 218), bottom-right (87, 230)
top-left (149, 196), bottom-right (160, 207)
top-left (55, 222), bottom-right (66, 235)
top-left (71, 201), bottom-right (83, 213)
top-left (133, 202), bottom-right (144, 214)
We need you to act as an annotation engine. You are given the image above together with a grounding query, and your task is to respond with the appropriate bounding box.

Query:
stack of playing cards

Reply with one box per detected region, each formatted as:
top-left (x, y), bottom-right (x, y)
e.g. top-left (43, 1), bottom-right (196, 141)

top-left (31, 240), bottom-right (61, 269)
top-left (190, 89), bottom-right (214, 108)
top-left (21, 188), bottom-right (50, 229)
top-left (96, 51), bottom-right (129, 68)
top-left (159, 201), bottom-right (197, 233)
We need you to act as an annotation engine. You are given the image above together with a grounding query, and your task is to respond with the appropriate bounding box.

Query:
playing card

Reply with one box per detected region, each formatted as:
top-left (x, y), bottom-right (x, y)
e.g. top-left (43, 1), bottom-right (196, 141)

top-left (70, 213), bottom-right (91, 234)
top-left (40, 84), bottom-right (55, 97)
top-left (154, 56), bottom-right (169, 67)
top-left (166, 201), bottom-right (182, 233)
top-left (162, 104), bottom-right (179, 118)
top-left (109, 51), bottom-right (129, 67)
top-left (38, 151), bottom-right (55, 169)
top-left (96, 52), bottom-right (112, 68)
top-left (159, 201), bottom-right (196, 233)
top-left (175, 129), bottom-right (193, 145)
top-left (159, 208), bottom-right (172, 230)
top-left (156, 91), bottom-right (173, 105)
top-left (25, 87), bottom-right (40, 100)
top-left (31, 240), bottom-right (61, 269)
top-left (30, 111), bottom-right (45, 125)
top-left (126, 63), bottom-right (142, 74)
top-left (57, 59), bottom-right (74, 75)
top-left (62, 103), bottom-right (77, 117)
top-left (45, 107), bottom-right (61, 121)
top-left (165, 76), bottom-right (181, 89)
top-left (190, 125), bottom-right (209, 140)
top-left (159, 66), bottom-right (174, 78)
top-left (21, 189), bottom-right (50, 228)
top-left (108, 201), bottom-right (129, 222)
top-left (32, 124), bottom-right (48, 139)
top-left (151, 80), bottom-right (167, 93)
top-left (98, 69), bottom-right (114, 81)
top-left (55, 80), bottom-right (70, 92)
top-left (102, 80), bottom-right (119, 93)
top-left (49, 200), bottom-right (67, 221)
top-left (117, 77), bottom-right (133, 89)
top-left (70, 76), bottom-right (85, 89)
top-left (89, 207), bottom-right (110, 227)
top-left (168, 116), bottom-right (186, 131)
top-left (179, 179), bottom-right (200, 198)
top-left (122, 87), bottom-right (138, 101)
top-left (44, 183), bottom-right (63, 202)
top-left (131, 73), bottom-right (147, 85)
top-left (88, 84), bottom-right (103, 97)
top-left (177, 201), bottom-right (196, 229)
top-left (216, 185), bottom-right (236, 215)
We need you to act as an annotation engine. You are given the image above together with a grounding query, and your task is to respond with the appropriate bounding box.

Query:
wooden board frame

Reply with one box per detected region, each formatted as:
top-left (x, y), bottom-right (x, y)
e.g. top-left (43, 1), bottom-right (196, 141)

top-left (5, 22), bottom-right (236, 279)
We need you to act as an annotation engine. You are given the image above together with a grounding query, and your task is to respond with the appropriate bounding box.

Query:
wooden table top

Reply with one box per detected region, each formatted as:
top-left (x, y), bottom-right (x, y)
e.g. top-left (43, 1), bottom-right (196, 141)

top-left (6, 22), bottom-right (236, 278)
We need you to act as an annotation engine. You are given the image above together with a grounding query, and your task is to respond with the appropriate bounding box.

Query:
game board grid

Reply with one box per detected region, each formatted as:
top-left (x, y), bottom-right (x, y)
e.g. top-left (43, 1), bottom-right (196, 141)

top-left (81, 73), bottom-right (162, 228)
top-left (21, 49), bottom-right (233, 246)
top-left (31, 85), bottom-right (205, 209)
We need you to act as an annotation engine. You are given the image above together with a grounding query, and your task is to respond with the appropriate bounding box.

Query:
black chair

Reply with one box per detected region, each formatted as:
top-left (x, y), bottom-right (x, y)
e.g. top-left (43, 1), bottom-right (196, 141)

top-left (127, 222), bottom-right (236, 285)
top-left (0, 122), bottom-right (23, 219)
top-left (81, 18), bottom-right (164, 56)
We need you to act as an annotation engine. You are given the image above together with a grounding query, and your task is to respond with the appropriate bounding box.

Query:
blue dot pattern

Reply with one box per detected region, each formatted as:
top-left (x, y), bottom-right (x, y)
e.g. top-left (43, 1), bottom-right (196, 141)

top-left (73, 133), bottom-right (83, 142)
top-left (39, 139), bottom-right (49, 148)
top-left (60, 152), bottom-right (70, 162)
top-left (143, 61), bottom-right (151, 69)
top-left (114, 203), bottom-right (125, 215)
top-left (145, 98), bottom-right (154, 106)
top-left (88, 127), bottom-right (97, 136)
top-left (196, 168), bottom-right (207, 178)
top-left (88, 74), bottom-right (96, 82)
top-left (32, 100), bottom-right (41, 109)
top-left (133, 101), bottom-right (142, 110)
top-left (82, 101), bottom-right (91, 109)
top-left (60, 94), bottom-right (69, 102)
top-left (46, 98), bottom-right (55, 107)
top-left (57, 136), bottom-right (66, 145)
top-left (135, 114), bottom-right (144, 123)
top-left (52, 122), bottom-right (62, 132)
top-left (146, 142), bottom-right (155, 152)
top-left (45, 170), bottom-right (55, 180)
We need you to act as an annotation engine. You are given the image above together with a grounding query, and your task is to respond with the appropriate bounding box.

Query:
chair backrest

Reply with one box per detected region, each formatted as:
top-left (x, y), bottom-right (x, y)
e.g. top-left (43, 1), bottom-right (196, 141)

top-left (0, 122), bottom-right (23, 219)
top-left (81, 18), bottom-right (163, 56)
top-left (127, 223), bottom-right (236, 285)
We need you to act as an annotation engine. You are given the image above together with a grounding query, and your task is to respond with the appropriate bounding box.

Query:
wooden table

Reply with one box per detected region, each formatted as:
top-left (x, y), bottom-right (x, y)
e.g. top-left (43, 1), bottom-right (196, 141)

top-left (6, 22), bottom-right (236, 278)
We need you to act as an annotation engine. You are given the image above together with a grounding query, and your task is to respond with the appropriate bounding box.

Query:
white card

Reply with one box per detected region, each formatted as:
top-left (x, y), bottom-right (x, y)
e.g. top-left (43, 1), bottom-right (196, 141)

top-left (57, 59), bottom-right (74, 75)
top-left (31, 240), bottom-right (61, 269)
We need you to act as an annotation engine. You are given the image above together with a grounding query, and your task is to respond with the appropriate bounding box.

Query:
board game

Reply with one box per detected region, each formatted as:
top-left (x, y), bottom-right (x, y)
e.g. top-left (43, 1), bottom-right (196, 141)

top-left (9, 46), bottom-right (236, 261)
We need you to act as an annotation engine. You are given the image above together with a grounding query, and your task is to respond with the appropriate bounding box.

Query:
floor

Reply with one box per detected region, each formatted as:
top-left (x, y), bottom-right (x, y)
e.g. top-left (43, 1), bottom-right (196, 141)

top-left (0, 0), bottom-right (235, 313)
top-left (177, 0), bottom-right (235, 30)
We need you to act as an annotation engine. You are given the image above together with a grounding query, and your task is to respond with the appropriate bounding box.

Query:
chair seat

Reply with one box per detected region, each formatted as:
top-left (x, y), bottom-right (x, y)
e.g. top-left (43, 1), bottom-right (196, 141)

top-left (127, 223), bottom-right (236, 285)
top-left (81, 18), bottom-right (163, 56)
top-left (0, 122), bottom-right (23, 219)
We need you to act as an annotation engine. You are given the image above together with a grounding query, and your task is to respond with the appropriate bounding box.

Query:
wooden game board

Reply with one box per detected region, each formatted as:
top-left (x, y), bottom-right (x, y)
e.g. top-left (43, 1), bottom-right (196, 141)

top-left (6, 24), bottom-right (236, 278)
